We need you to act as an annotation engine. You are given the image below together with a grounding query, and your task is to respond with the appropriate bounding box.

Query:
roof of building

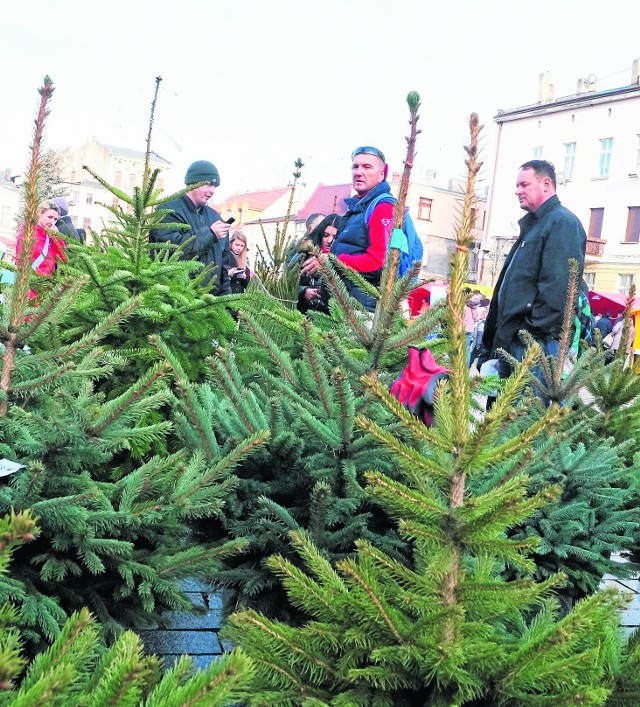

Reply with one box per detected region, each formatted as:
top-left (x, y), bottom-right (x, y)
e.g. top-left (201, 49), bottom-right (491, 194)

top-left (297, 183), bottom-right (351, 219)
top-left (103, 144), bottom-right (171, 165)
top-left (216, 187), bottom-right (291, 213)
top-left (495, 83), bottom-right (640, 121)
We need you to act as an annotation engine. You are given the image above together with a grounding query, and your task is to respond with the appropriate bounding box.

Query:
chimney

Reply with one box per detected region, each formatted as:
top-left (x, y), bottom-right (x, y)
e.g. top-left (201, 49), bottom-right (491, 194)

top-left (4, 168), bottom-right (10, 182)
top-left (632, 58), bottom-right (640, 86)
top-left (576, 78), bottom-right (587, 95)
top-left (537, 72), bottom-right (555, 103)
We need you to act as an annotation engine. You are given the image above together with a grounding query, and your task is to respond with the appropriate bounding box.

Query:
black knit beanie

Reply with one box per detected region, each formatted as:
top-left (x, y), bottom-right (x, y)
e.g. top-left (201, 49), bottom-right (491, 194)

top-left (184, 160), bottom-right (220, 186)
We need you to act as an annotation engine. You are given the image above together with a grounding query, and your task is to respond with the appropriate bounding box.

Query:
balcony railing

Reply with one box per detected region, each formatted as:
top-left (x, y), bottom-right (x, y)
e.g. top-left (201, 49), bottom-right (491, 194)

top-left (586, 236), bottom-right (607, 257)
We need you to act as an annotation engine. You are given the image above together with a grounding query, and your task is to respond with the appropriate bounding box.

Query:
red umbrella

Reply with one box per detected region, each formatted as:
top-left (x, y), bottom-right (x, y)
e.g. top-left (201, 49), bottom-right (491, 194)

top-left (588, 291), bottom-right (640, 316)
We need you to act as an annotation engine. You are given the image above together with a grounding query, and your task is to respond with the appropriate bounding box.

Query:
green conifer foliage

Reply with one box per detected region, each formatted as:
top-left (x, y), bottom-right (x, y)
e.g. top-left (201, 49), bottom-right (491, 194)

top-left (54, 78), bottom-right (239, 395)
top-left (0, 511), bottom-right (255, 705)
top-left (0, 77), bottom-right (260, 648)
top-left (222, 112), bottom-right (640, 706)
top-left (479, 412), bottom-right (640, 605)
top-left (252, 158), bottom-right (306, 308)
top-left (155, 93), bottom-right (446, 621)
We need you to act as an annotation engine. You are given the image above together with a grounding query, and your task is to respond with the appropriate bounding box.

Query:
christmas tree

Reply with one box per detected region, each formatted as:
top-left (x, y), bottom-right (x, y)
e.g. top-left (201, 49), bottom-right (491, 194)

top-left (222, 112), bottom-right (640, 706)
top-left (0, 510), bottom-right (254, 705)
top-left (0, 76), bottom-right (263, 648)
top-left (158, 93), bottom-right (448, 621)
top-left (55, 77), bottom-right (240, 397)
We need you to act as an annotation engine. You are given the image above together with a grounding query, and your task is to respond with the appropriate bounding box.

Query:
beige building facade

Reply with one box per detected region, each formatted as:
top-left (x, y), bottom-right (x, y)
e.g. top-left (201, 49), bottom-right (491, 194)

top-left (58, 138), bottom-right (173, 237)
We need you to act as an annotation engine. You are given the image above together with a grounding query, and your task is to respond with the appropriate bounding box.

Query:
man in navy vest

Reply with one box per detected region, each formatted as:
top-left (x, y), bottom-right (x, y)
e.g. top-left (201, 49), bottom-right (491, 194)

top-left (301, 146), bottom-right (394, 312)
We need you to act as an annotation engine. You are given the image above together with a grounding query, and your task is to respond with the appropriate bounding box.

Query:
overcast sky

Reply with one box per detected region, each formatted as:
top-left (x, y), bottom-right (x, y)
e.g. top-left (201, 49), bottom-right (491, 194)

top-left (2, 0), bottom-right (639, 200)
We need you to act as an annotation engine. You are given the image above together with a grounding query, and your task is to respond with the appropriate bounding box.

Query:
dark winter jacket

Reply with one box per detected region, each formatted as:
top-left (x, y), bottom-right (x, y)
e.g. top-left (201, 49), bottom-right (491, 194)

top-left (331, 180), bottom-right (393, 286)
top-left (595, 315), bottom-right (613, 337)
top-left (151, 194), bottom-right (231, 295)
top-left (483, 195), bottom-right (586, 352)
top-left (56, 215), bottom-right (82, 242)
top-left (229, 254), bottom-right (251, 294)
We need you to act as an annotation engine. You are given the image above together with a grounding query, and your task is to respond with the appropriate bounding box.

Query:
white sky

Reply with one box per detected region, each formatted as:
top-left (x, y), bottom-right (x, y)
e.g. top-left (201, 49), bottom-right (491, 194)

top-left (2, 0), bottom-right (639, 201)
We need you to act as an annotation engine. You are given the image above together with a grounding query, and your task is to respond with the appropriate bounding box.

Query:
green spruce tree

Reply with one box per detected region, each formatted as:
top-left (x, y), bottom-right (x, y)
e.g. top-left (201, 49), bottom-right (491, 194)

top-left (157, 93), bottom-right (448, 622)
top-left (222, 111), bottom-right (640, 706)
top-left (0, 76), bottom-right (263, 649)
top-left (0, 510), bottom-right (255, 706)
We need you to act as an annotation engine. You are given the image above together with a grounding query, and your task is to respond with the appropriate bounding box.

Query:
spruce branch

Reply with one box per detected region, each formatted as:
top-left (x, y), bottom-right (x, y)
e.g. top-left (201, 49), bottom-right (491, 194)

top-left (312, 256), bottom-right (373, 344)
top-left (0, 76), bottom-right (54, 416)
top-left (375, 91), bottom-right (421, 327)
top-left (302, 320), bottom-right (333, 417)
top-left (338, 560), bottom-right (404, 643)
top-left (89, 361), bottom-right (170, 435)
top-left (170, 430), bottom-right (270, 509)
top-left (151, 334), bottom-right (222, 458)
top-left (144, 76), bottom-right (162, 188)
top-left (237, 311), bottom-right (297, 385)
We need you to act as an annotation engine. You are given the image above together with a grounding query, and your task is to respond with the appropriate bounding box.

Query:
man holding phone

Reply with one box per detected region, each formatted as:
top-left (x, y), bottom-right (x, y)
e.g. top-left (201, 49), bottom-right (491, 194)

top-left (152, 159), bottom-right (232, 295)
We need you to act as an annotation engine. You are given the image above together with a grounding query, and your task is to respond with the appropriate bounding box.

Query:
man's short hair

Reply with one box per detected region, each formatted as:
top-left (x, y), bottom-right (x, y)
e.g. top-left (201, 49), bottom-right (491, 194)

top-left (520, 159), bottom-right (556, 189)
top-left (305, 213), bottom-right (325, 230)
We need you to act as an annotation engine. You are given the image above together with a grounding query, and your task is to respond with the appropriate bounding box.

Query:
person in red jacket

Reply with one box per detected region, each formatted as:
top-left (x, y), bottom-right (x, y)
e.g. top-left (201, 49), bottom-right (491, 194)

top-left (15, 199), bottom-right (67, 275)
top-left (301, 145), bottom-right (394, 312)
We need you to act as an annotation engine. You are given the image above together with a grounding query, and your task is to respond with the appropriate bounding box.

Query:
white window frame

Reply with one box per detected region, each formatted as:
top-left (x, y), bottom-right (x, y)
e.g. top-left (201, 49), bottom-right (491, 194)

top-left (564, 142), bottom-right (576, 180)
top-left (599, 138), bottom-right (613, 177)
top-left (616, 272), bottom-right (633, 295)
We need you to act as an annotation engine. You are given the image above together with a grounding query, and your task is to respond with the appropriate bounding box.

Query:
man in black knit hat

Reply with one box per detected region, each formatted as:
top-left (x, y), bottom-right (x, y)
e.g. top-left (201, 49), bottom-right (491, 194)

top-left (152, 159), bottom-right (231, 295)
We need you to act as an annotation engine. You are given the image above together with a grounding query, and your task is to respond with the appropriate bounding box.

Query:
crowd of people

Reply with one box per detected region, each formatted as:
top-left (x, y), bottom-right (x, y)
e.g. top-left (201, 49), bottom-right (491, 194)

top-left (9, 152), bottom-right (637, 408)
top-left (144, 146), bottom-right (398, 316)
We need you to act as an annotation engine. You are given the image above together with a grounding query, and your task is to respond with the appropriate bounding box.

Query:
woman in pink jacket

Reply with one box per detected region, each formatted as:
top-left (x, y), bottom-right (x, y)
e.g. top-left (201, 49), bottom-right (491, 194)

top-left (15, 199), bottom-right (67, 276)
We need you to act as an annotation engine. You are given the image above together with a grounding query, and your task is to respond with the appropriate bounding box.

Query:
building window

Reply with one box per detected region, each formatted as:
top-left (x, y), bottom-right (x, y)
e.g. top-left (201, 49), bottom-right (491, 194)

top-left (129, 174), bottom-right (136, 188)
top-left (564, 142), bottom-right (576, 180)
top-left (617, 273), bottom-right (634, 295)
top-left (599, 137), bottom-right (613, 176)
top-left (418, 197), bottom-right (432, 221)
top-left (625, 206), bottom-right (640, 243)
top-left (83, 217), bottom-right (91, 231)
top-left (157, 179), bottom-right (164, 190)
top-left (588, 208), bottom-right (604, 239)
top-left (112, 197), bottom-right (119, 208)
top-left (533, 146), bottom-right (543, 159)
top-left (1, 206), bottom-right (9, 227)
top-left (584, 272), bottom-right (596, 289)
top-left (73, 191), bottom-right (80, 205)
top-left (86, 193), bottom-right (93, 205)
top-left (115, 171), bottom-right (122, 187)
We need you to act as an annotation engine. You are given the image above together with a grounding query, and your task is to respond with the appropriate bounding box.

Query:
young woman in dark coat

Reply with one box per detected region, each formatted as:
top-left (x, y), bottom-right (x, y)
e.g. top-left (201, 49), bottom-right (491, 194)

top-left (295, 214), bottom-right (339, 314)
top-left (228, 231), bottom-right (251, 294)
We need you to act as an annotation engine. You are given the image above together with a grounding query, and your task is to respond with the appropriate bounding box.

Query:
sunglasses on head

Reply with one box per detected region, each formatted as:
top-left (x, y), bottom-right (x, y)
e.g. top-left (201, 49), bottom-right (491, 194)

top-left (351, 146), bottom-right (386, 163)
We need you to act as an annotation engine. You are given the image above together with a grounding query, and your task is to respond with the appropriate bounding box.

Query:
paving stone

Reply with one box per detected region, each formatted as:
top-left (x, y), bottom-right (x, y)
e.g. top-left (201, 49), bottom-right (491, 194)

top-left (162, 594), bottom-right (225, 630)
top-left (138, 629), bottom-right (223, 655)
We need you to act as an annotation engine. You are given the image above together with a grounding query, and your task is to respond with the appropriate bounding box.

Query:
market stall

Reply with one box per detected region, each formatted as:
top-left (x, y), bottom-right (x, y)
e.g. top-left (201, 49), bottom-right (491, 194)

top-left (588, 291), bottom-right (640, 352)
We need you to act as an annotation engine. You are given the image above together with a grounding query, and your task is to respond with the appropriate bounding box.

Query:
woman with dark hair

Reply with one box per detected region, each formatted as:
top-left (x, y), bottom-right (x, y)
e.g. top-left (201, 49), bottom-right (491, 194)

top-left (296, 214), bottom-right (339, 314)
